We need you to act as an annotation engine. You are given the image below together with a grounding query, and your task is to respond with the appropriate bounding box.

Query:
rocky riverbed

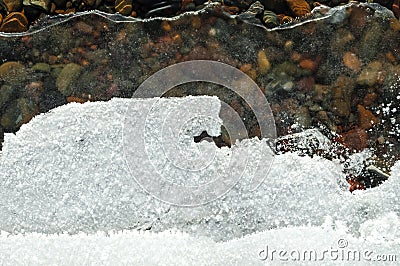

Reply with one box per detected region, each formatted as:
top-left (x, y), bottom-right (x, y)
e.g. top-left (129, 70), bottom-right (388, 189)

top-left (0, 1), bottom-right (399, 190)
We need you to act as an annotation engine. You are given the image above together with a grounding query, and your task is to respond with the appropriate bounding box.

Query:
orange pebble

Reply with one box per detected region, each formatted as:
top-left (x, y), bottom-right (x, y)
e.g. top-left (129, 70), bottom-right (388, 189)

top-left (299, 59), bottom-right (317, 71)
top-left (357, 105), bottom-right (378, 130)
top-left (343, 52), bottom-right (362, 72)
top-left (67, 96), bottom-right (88, 104)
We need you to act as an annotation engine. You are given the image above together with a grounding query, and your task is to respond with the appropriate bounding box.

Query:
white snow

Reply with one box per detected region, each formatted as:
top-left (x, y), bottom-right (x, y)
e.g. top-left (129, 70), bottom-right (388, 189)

top-left (0, 97), bottom-right (399, 264)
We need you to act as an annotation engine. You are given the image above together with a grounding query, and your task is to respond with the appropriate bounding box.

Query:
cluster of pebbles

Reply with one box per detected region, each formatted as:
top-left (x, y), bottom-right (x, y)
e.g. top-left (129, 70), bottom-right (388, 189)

top-left (0, 1), bottom-right (399, 190)
top-left (0, 1), bottom-right (399, 32)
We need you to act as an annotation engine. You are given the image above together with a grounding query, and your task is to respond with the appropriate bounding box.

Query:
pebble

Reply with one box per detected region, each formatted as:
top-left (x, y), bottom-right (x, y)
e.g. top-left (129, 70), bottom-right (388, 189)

top-left (331, 76), bottom-right (354, 117)
top-left (285, 0), bottom-right (311, 17)
top-left (32, 63), bottom-right (51, 73)
top-left (24, 0), bottom-right (52, 12)
top-left (0, 85), bottom-right (14, 109)
top-left (0, 12), bottom-right (28, 33)
top-left (357, 61), bottom-right (383, 87)
top-left (339, 127), bottom-right (368, 152)
top-left (0, 61), bottom-right (28, 85)
top-left (56, 63), bottom-right (83, 96)
top-left (357, 105), bottom-right (378, 130)
top-left (257, 50), bottom-right (271, 74)
top-left (2, 0), bottom-right (23, 12)
top-left (115, 0), bottom-right (133, 16)
top-left (342, 51), bottom-right (362, 73)
top-left (1, 100), bottom-right (21, 131)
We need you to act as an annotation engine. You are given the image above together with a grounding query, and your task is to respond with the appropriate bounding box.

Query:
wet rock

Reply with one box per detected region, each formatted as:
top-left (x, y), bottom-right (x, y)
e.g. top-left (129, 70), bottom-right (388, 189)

top-left (56, 63), bottom-right (83, 96)
top-left (359, 22), bottom-right (383, 62)
top-left (0, 85), bottom-right (15, 109)
top-left (0, 98), bottom-right (38, 131)
top-left (274, 61), bottom-right (310, 78)
top-left (363, 93), bottom-right (377, 107)
top-left (357, 61), bottom-right (383, 87)
top-left (115, 0), bottom-right (133, 16)
top-left (0, 61), bottom-right (28, 85)
top-left (23, 0), bottom-right (52, 12)
top-left (294, 106), bottom-right (312, 129)
top-left (32, 63), bottom-right (51, 73)
top-left (257, 49), bottom-right (271, 74)
top-left (0, 12), bottom-right (28, 33)
top-left (286, 0), bottom-right (311, 17)
top-left (299, 58), bottom-right (318, 72)
top-left (330, 28), bottom-right (355, 53)
top-left (331, 76), bottom-right (354, 117)
top-left (339, 127), bottom-right (368, 152)
top-left (2, 0), bottom-right (23, 12)
top-left (357, 104), bottom-right (378, 130)
top-left (342, 51), bottom-right (362, 73)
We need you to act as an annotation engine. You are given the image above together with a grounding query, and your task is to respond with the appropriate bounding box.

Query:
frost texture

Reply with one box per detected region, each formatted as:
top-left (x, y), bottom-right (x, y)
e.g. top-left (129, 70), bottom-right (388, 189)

top-left (0, 97), bottom-right (399, 264)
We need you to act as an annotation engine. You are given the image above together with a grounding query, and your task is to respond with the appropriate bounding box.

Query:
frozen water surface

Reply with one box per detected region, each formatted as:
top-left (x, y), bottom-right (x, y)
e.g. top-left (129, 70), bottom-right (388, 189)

top-left (0, 97), bottom-right (399, 264)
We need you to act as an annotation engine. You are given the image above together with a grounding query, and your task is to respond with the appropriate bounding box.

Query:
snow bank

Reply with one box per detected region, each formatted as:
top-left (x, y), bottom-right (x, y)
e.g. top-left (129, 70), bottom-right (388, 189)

top-left (0, 97), bottom-right (399, 264)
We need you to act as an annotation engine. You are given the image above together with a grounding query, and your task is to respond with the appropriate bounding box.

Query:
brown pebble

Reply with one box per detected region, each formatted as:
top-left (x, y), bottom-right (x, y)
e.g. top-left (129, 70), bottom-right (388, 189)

top-left (386, 52), bottom-right (397, 63)
top-left (343, 52), bottom-right (362, 72)
top-left (0, 12), bottom-right (28, 33)
top-left (191, 16), bottom-right (202, 29)
top-left (299, 59), bottom-right (317, 72)
top-left (286, 0), bottom-right (311, 17)
top-left (74, 21), bottom-right (93, 34)
top-left (339, 127), bottom-right (368, 151)
top-left (161, 21), bottom-right (171, 32)
top-left (115, 0), bottom-right (133, 16)
top-left (67, 96), bottom-right (88, 104)
top-left (390, 18), bottom-right (400, 31)
top-left (297, 76), bottom-right (315, 92)
top-left (257, 50), bottom-right (271, 74)
top-left (357, 105), bottom-right (378, 130)
top-left (363, 93), bottom-right (377, 106)
top-left (2, 0), bottom-right (23, 12)
top-left (240, 63), bottom-right (253, 73)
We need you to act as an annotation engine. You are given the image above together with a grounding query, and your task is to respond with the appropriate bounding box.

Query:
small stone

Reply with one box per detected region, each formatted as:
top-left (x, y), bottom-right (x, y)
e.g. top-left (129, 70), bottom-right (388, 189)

top-left (294, 106), bottom-right (312, 128)
top-left (339, 127), bottom-right (368, 151)
top-left (285, 0), bottom-right (311, 17)
top-left (363, 93), bottom-right (377, 107)
top-left (357, 105), bottom-right (378, 130)
top-left (357, 61), bottom-right (383, 87)
top-left (191, 16), bottom-right (202, 29)
top-left (115, 0), bottom-right (133, 16)
top-left (0, 61), bottom-right (28, 85)
top-left (0, 12), bottom-right (28, 33)
top-left (1, 100), bottom-right (21, 131)
top-left (331, 76), bottom-right (354, 117)
top-left (23, 0), bottom-right (52, 12)
top-left (389, 18), bottom-right (400, 31)
top-left (299, 59), bottom-right (318, 72)
top-left (343, 52), bottom-right (361, 73)
top-left (56, 63), bottom-right (83, 96)
top-left (0, 85), bottom-right (14, 109)
top-left (257, 50), bottom-right (271, 74)
top-left (2, 0), bottom-right (23, 12)
top-left (32, 63), bottom-right (51, 73)
top-left (74, 21), bottom-right (94, 34)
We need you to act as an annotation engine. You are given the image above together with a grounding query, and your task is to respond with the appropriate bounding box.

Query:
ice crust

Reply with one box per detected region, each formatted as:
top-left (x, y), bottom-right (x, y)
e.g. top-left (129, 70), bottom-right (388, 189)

top-left (0, 97), bottom-right (399, 264)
